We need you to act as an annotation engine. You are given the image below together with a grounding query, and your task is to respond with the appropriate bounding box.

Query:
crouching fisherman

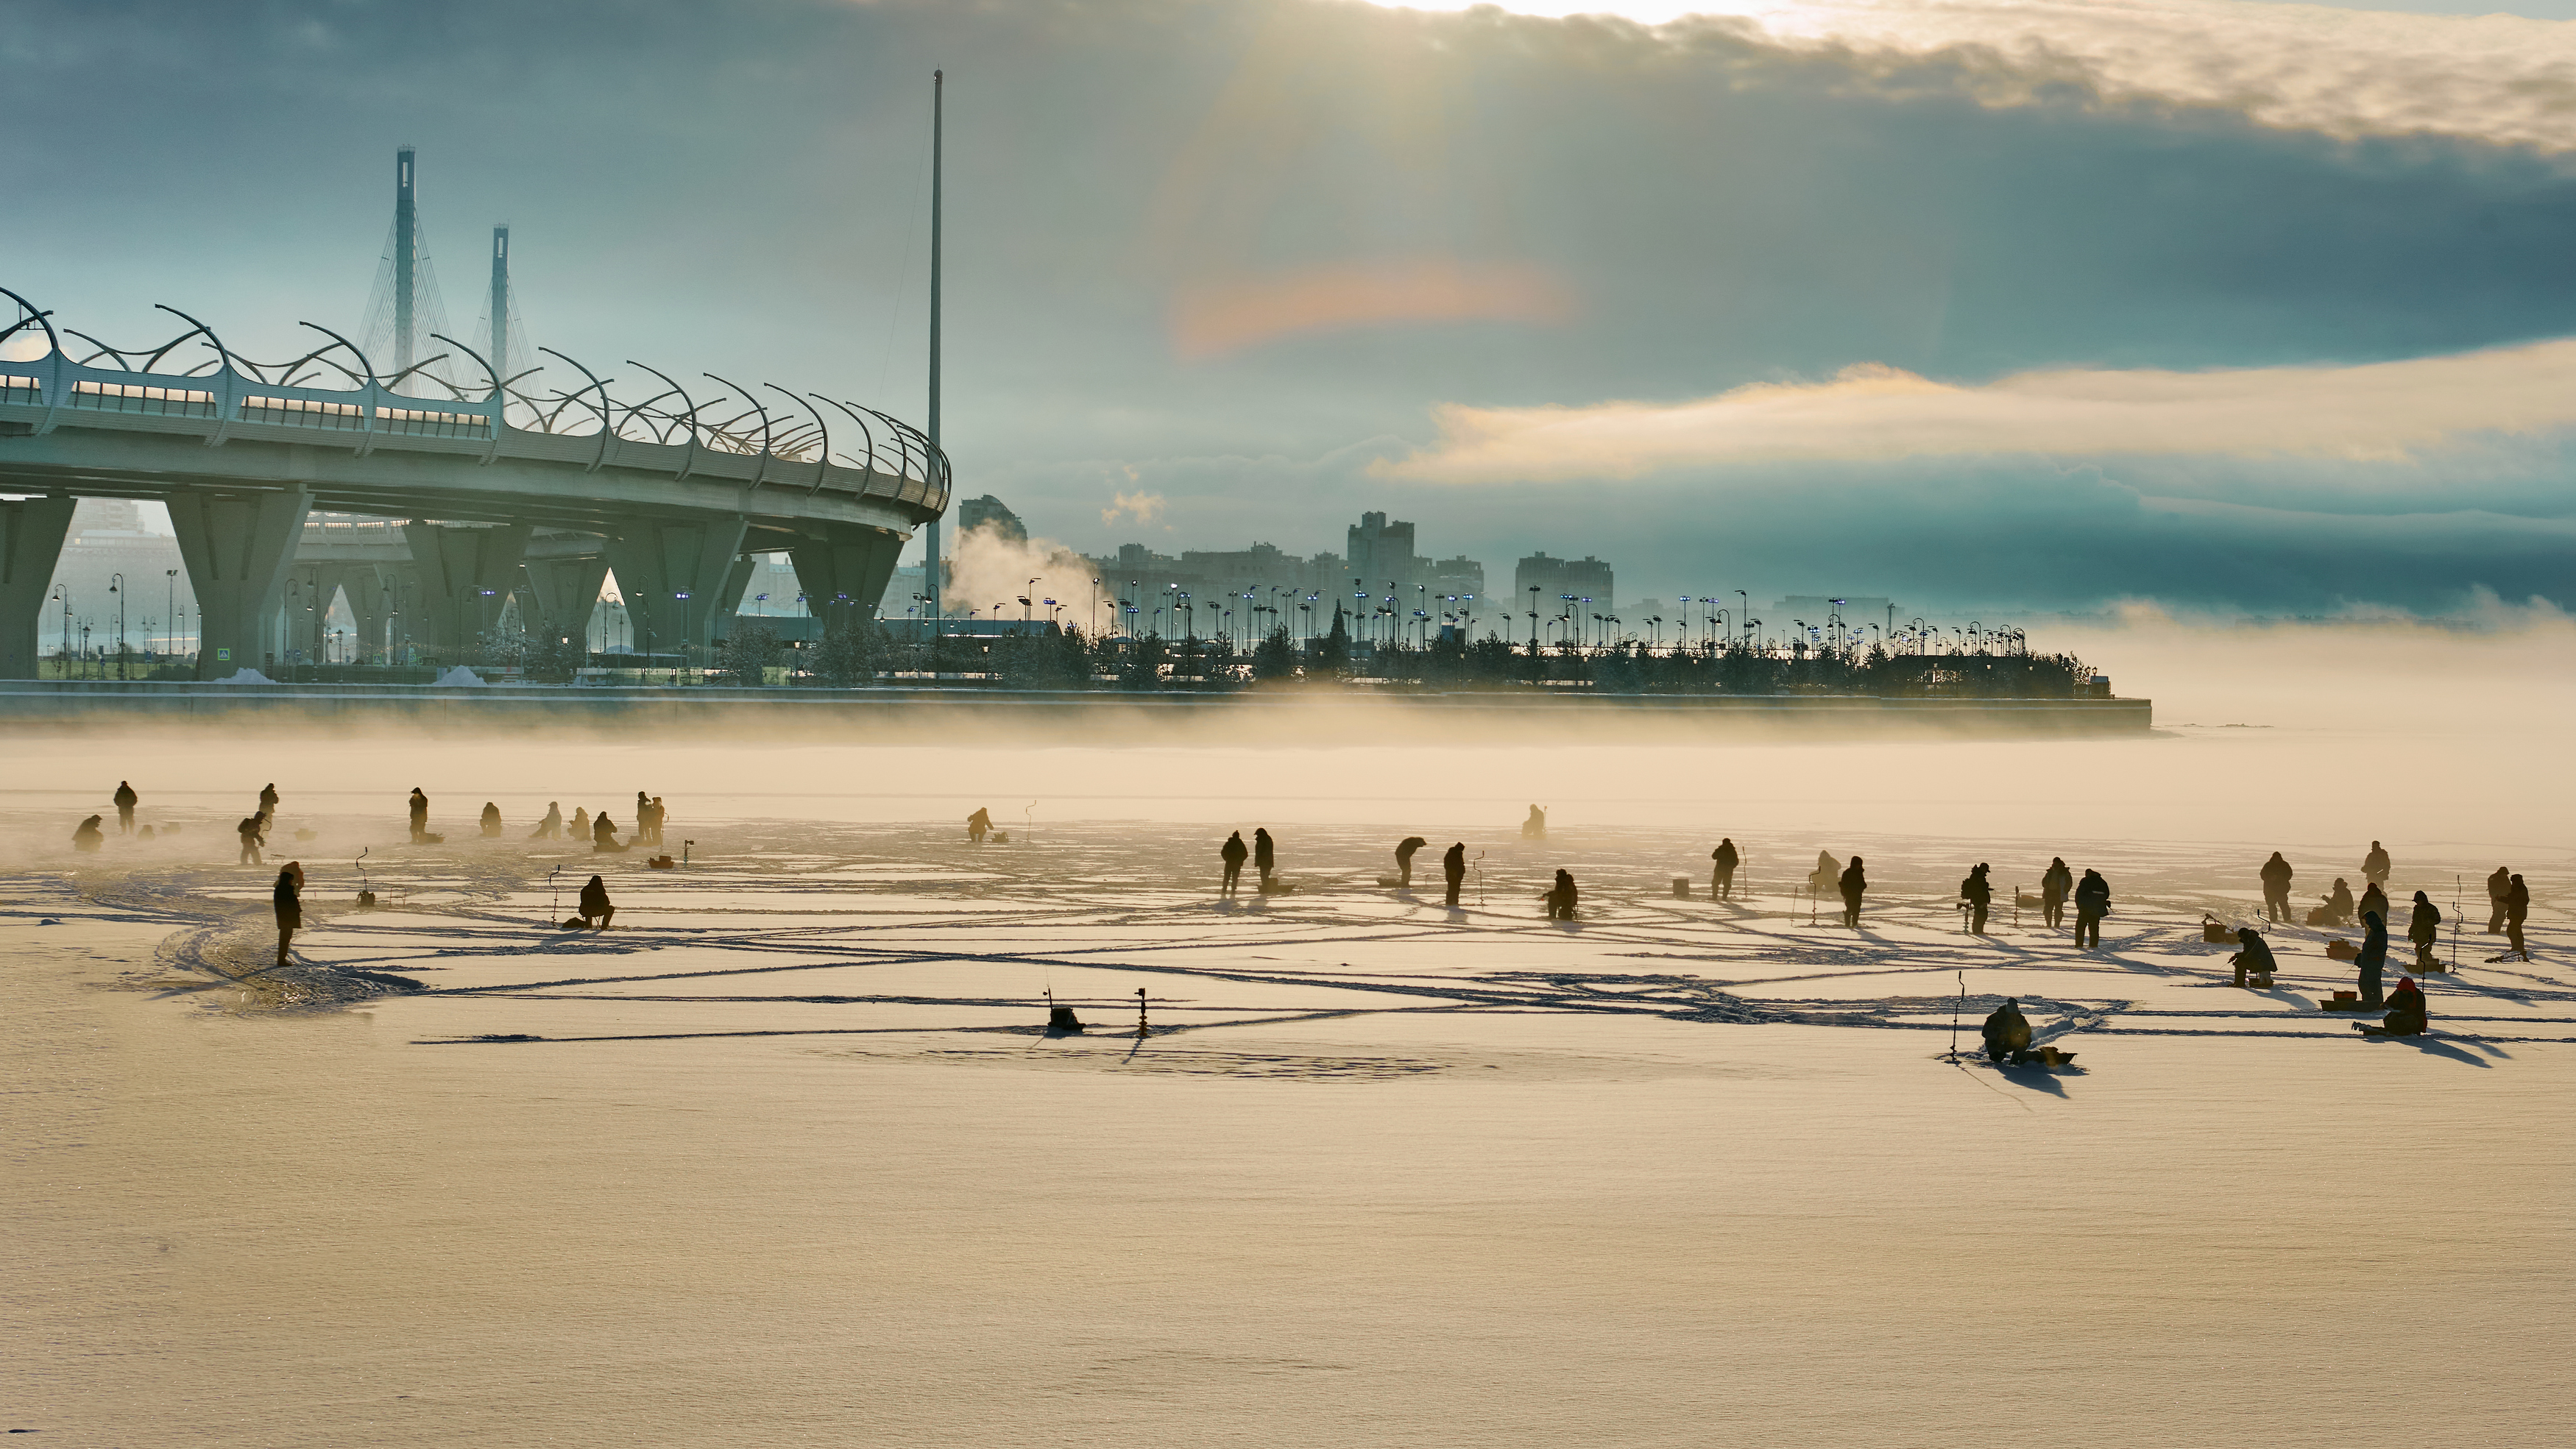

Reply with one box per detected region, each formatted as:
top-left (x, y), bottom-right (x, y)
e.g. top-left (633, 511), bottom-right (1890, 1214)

top-left (2232, 927), bottom-right (2280, 989)
top-left (1981, 998), bottom-right (2032, 1063)
top-left (576, 874), bottom-right (615, 930)
top-left (2355, 977), bottom-right (2427, 1038)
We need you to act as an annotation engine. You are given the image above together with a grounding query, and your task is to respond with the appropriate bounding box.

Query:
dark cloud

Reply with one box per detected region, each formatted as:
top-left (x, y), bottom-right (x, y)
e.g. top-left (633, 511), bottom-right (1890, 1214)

top-left (4, 0), bottom-right (2571, 612)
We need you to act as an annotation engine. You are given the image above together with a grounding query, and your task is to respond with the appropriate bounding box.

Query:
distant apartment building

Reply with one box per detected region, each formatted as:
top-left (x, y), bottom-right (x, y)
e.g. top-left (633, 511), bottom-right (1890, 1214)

top-left (955, 494), bottom-right (1027, 543)
top-left (1512, 552), bottom-right (1615, 613)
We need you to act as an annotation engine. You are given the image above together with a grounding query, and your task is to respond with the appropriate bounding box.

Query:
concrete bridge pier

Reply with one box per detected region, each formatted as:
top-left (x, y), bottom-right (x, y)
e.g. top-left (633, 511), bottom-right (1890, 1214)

top-left (604, 517), bottom-right (749, 655)
top-left (315, 563), bottom-right (400, 663)
top-left (0, 494), bottom-right (77, 679)
top-left (517, 553), bottom-right (611, 648)
top-left (403, 522), bottom-right (531, 654)
top-left (168, 487), bottom-right (312, 679)
top-left (788, 527), bottom-right (904, 634)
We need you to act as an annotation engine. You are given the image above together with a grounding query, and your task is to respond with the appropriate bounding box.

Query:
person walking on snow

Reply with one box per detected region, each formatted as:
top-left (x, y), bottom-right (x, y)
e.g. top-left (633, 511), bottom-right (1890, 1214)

top-left (2073, 868), bottom-right (2110, 949)
top-left (1219, 831), bottom-right (1248, 897)
top-left (2407, 890), bottom-right (2442, 972)
top-left (1837, 856), bottom-right (1867, 928)
top-left (1960, 862), bottom-right (1993, 935)
top-left (1711, 838), bottom-right (1740, 900)
top-left (2040, 857), bottom-right (2073, 929)
top-left (2260, 852), bottom-right (2295, 924)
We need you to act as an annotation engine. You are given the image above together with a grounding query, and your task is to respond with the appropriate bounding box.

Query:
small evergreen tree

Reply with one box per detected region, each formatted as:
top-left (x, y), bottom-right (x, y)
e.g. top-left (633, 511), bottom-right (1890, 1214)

top-left (1251, 625), bottom-right (1299, 681)
top-left (1312, 605), bottom-right (1351, 677)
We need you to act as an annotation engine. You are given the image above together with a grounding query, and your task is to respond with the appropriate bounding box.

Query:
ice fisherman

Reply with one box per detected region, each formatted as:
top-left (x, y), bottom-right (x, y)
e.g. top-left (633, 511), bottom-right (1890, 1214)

top-left (2359, 881), bottom-right (2389, 930)
top-left (1808, 851), bottom-right (1841, 904)
top-left (1220, 831), bottom-right (1248, 897)
top-left (2260, 852), bottom-right (2295, 923)
top-left (570, 806), bottom-right (590, 840)
top-left (258, 783), bottom-right (280, 821)
top-left (1711, 838), bottom-right (1740, 900)
top-left (577, 874), bottom-right (614, 930)
top-left (2073, 868), bottom-right (2109, 949)
top-left (966, 807), bottom-right (993, 843)
top-left (1960, 862), bottom-right (1993, 935)
top-left (480, 802), bottom-right (504, 837)
top-left (272, 861), bottom-right (302, 967)
top-left (532, 802), bottom-right (564, 840)
top-left (2352, 912), bottom-right (2388, 1005)
top-left (1443, 842), bottom-right (1467, 908)
top-left (2505, 874), bottom-right (2531, 963)
top-left (1545, 868), bottom-right (1578, 921)
top-left (113, 781), bottom-right (138, 834)
top-left (2356, 977), bottom-right (2427, 1038)
top-left (407, 788), bottom-right (431, 843)
top-left (72, 815), bottom-right (105, 852)
top-left (592, 812), bottom-right (627, 852)
top-left (2362, 841), bottom-right (2391, 889)
top-left (2232, 927), bottom-right (2279, 990)
top-left (2040, 857), bottom-right (2073, 929)
top-left (1981, 998), bottom-right (2032, 1063)
top-left (2315, 878), bottom-right (2354, 929)
top-left (1837, 856), bottom-right (1867, 928)
top-left (1394, 836), bottom-right (1427, 887)
top-left (1254, 827), bottom-right (1276, 887)
top-left (237, 813), bottom-right (266, 866)
top-left (2485, 866), bottom-right (2512, 933)
top-left (1521, 805), bottom-right (1547, 840)
top-left (2407, 890), bottom-right (2442, 971)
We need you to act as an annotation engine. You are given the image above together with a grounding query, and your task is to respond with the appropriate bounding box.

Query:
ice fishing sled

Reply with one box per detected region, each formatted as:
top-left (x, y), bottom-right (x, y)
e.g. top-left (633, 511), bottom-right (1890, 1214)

top-left (2325, 938), bottom-right (2359, 962)
top-left (2201, 916), bottom-right (2235, 944)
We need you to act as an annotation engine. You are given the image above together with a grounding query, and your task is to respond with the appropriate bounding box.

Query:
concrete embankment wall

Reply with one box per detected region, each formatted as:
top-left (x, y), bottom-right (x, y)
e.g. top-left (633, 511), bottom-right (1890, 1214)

top-left (0, 681), bottom-right (2151, 737)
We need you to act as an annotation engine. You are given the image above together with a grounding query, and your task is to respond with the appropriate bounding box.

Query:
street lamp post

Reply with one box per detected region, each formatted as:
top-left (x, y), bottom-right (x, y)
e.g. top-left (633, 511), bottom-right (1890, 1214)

top-left (108, 573), bottom-right (124, 680)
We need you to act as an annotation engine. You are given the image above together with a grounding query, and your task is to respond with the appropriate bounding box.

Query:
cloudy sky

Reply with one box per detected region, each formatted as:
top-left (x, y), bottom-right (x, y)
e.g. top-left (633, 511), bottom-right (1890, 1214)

top-left (6, 0), bottom-right (2575, 614)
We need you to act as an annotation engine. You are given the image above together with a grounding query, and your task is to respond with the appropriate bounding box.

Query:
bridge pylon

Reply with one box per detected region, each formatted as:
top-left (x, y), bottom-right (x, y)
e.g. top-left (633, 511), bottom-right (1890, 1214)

top-left (1, 495), bottom-right (77, 679)
top-left (167, 487), bottom-right (312, 679)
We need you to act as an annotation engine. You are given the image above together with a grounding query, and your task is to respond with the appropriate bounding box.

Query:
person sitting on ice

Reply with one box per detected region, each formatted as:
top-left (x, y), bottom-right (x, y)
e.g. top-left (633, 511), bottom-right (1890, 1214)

top-left (966, 807), bottom-right (993, 843)
top-left (2232, 927), bottom-right (2279, 990)
top-left (531, 802), bottom-right (563, 840)
top-left (576, 874), bottom-right (615, 930)
top-left (2313, 878), bottom-right (2354, 928)
top-left (592, 812), bottom-right (628, 852)
top-left (569, 806), bottom-right (590, 840)
top-left (1521, 805), bottom-right (1547, 840)
top-left (1981, 998), bottom-right (2032, 1063)
top-left (2356, 977), bottom-right (2427, 1038)
top-left (72, 815), bottom-right (106, 853)
top-left (1544, 868), bottom-right (1579, 921)
top-left (480, 802), bottom-right (504, 837)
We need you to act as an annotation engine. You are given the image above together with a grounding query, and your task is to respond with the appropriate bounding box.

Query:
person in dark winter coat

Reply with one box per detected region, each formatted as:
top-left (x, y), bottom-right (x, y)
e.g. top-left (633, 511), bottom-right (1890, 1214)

top-left (1521, 805), bottom-right (1546, 840)
top-left (1253, 827), bottom-right (1276, 886)
top-left (532, 802), bottom-right (563, 840)
top-left (272, 862), bottom-right (303, 966)
top-left (480, 802), bottom-right (504, 837)
top-left (2260, 852), bottom-right (2294, 923)
top-left (2233, 927), bottom-right (2280, 990)
top-left (1837, 856), bottom-right (1867, 928)
top-left (1442, 842), bottom-right (1467, 907)
top-left (2040, 857), bottom-right (2073, 929)
top-left (1981, 998), bottom-right (2032, 1063)
top-left (407, 788), bottom-right (430, 843)
top-left (1394, 836), bottom-right (1427, 887)
top-left (113, 781), bottom-right (138, 834)
top-left (592, 812), bottom-right (627, 852)
top-left (966, 808), bottom-right (992, 843)
top-left (2353, 912), bottom-right (2388, 1005)
top-left (577, 874), bottom-right (614, 929)
top-left (2504, 874), bottom-right (2530, 963)
top-left (2073, 868), bottom-right (2110, 949)
top-left (2359, 881), bottom-right (2388, 930)
top-left (237, 813), bottom-right (266, 865)
top-left (2362, 841), bottom-right (2391, 888)
top-left (73, 815), bottom-right (105, 852)
top-left (634, 792), bottom-right (654, 846)
top-left (258, 783), bottom-right (280, 821)
top-left (1220, 831), bottom-right (1248, 897)
top-left (2485, 866), bottom-right (2511, 932)
top-left (1711, 837), bottom-right (1740, 900)
top-left (1960, 863), bottom-right (1993, 935)
top-left (2357, 977), bottom-right (2427, 1038)
top-left (2405, 891), bottom-right (2441, 971)
top-left (2315, 878), bottom-right (2354, 928)
top-left (1545, 868), bottom-right (1577, 921)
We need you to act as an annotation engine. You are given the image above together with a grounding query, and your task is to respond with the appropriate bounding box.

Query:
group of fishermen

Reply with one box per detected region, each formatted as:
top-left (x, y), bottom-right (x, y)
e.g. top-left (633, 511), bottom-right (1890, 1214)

top-left (406, 790), bottom-right (668, 854)
top-left (2261, 843), bottom-right (2533, 963)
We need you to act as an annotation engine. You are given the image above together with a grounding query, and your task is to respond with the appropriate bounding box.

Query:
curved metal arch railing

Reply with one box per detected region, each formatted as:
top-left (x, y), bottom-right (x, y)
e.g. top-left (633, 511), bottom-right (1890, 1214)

top-left (0, 281), bottom-right (950, 516)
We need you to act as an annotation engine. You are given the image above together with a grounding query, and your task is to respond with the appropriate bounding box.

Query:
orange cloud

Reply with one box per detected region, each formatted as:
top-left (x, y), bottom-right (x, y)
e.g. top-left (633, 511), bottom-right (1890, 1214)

top-left (1169, 258), bottom-right (1576, 360)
